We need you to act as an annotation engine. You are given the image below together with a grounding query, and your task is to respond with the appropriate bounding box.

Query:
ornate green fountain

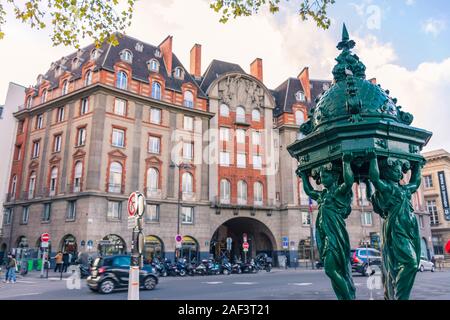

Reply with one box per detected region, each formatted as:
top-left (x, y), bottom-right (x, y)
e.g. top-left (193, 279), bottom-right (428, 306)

top-left (288, 24), bottom-right (432, 300)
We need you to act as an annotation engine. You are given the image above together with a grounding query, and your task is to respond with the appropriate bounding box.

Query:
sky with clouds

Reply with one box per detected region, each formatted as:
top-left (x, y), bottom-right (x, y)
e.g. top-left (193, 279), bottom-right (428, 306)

top-left (0, 0), bottom-right (449, 151)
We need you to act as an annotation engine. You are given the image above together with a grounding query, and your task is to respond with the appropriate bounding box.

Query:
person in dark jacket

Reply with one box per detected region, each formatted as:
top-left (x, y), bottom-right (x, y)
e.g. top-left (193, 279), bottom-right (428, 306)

top-left (62, 252), bottom-right (70, 273)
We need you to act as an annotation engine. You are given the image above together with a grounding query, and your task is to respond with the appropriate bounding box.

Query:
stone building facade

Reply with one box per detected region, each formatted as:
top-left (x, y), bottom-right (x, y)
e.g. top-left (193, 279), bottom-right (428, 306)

top-left (0, 34), bottom-right (433, 265)
top-left (422, 149), bottom-right (450, 263)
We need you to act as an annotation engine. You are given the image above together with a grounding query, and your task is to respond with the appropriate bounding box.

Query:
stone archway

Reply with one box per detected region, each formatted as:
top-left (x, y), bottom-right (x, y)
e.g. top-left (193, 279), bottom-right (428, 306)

top-left (210, 217), bottom-right (276, 262)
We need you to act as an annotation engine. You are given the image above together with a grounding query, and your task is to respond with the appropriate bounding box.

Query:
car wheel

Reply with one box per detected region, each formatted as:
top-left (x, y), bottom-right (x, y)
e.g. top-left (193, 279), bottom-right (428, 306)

top-left (143, 276), bottom-right (157, 290)
top-left (420, 265), bottom-right (424, 272)
top-left (99, 279), bottom-right (115, 294)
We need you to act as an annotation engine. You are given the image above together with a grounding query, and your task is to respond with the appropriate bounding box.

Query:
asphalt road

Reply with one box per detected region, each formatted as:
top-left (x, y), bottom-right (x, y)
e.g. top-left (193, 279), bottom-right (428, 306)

top-left (0, 268), bottom-right (449, 300)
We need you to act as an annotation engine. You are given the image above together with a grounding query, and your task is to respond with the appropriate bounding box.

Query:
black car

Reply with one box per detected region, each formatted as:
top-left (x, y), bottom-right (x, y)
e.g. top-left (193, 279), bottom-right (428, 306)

top-left (350, 248), bottom-right (382, 276)
top-left (87, 255), bottom-right (159, 294)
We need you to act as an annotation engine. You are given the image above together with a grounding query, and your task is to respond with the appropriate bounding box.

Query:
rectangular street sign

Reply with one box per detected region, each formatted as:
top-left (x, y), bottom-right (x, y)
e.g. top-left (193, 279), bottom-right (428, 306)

top-left (128, 216), bottom-right (137, 229)
top-left (41, 242), bottom-right (49, 248)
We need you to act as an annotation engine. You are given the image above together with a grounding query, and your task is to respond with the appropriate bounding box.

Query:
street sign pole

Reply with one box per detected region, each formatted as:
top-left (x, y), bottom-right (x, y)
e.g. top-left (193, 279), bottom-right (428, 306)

top-left (127, 191), bottom-right (145, 301)
top-left (40, 233), bottom-right (50, 278)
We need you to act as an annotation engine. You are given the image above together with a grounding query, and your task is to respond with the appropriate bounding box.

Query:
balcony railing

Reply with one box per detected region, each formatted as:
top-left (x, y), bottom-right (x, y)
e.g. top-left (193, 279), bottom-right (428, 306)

top-left (146, 188), bottom-right (162, 199)
top-left (213, 196), bottom-right (273, 208)
top-left (67, 183), bottom-right (84, 194)
top-left (108, 183), bottom-right (123, 194)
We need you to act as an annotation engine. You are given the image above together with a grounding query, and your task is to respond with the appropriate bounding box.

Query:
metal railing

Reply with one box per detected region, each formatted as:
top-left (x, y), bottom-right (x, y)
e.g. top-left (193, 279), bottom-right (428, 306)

top-left (107, 183), bottom-right (124, 194)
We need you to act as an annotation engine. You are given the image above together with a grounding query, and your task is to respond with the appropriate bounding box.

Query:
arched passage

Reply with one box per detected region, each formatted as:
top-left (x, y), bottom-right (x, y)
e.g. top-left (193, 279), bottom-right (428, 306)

top-left (144, 235), bottom-right (164, 263)
top-left (178, 236), bottom-right (199, 263)
top-left (210, 217), bottom-right (276, 262)
top-left (98, 234), bottom-right (127, 256)
top-left (60, 234), bottom-right (77, 254)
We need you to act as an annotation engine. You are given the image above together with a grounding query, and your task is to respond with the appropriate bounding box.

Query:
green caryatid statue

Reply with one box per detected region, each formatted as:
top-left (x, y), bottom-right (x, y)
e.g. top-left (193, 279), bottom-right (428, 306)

top-left (300, 154), bottom-right (356, 300)
top-left (367, 150), bottom-right (423, 300)
top-left (287, 23), bottom-right (432, 300)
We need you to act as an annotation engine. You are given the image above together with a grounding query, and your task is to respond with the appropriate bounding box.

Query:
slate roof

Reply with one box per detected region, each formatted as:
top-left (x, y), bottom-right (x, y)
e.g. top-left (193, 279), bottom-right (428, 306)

top-left (34, 34), bottom-right (207, 98)
top-left (272, 77), bottom-right (332, 117)
top-left (200, 59), bottom-right (246, 93)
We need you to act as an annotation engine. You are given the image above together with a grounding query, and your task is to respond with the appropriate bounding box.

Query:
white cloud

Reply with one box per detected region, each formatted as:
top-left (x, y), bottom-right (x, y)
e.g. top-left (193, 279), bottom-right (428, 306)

top-left (421, 18), bottom-right (447, 37)
top-left (405, 0), bottom-right (415, 6)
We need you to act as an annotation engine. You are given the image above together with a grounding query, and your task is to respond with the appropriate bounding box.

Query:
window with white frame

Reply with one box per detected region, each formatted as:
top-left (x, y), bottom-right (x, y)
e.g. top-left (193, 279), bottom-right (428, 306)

top-left (183, 142), bottom-right (194, 160)
top-left (54, 135), bottom-right (62, 152)
top-left (174, 67), bottom-right (184, 79)
top-left (253, 155), bottom-right (262, 169)
top-left (252, 109), bottom-right (261, 122)
top-left (67, 201), bottom-right (76, 220)
top-left (252, 131), bottom-right (261, 146)
top-left (219, 151), bottom-right (230, 166)
top-left (32, 141), bottom-right (40, 158)
top-left (90, 49), bottom-right (99, 60)
top-left (41, 90), bottom-right (47, 103)
top-left (148, 136), bottom-right (160, 154)
top-left (10, 175), bottom-right (17, 199)
top-left (427, 200), bottom-right (439, 225)
top-left (28, 172), bottom-right (36, 199)
top-left (220, 127), bottom-right (230, 141)
top-left (236, 106), bottom-right (246, 123)
top-left (26, 96), bottom-right (32, 108)
top-left (22, 206), bottom-right (29, 224)
top-left (116, 71), bottom-right (128, 90)
top-left (150, 108), bottom-right (161, 124)
top-left (147, 168), bottom-right (159, 193)
top-left (220, 179), bottom-right (231, 203)
top-left (295, 110), bottom-right (305, 125)
top-left (49, 167), bottom-right (58, 196)
top-left (84, 70), bottom-right (92, 86)
top-left (56, 106), bottom-right (65, 122)
top-left (62, 80), bottom-right (69, 95)
top-left (107, 201), bottom-right (122, 220)
top-left (237, 153), bottom-right (246, 168)
top-left (184, 91), bottom-right (194, 108)
top-left (81, 97), bottom-right (89, 115)
top-left (108, 162), bottom-right (123, 193)
top-left (254, 182), bottom-right (263, 205)
top-left (220, 104), bottom-right (229, 117)
top-left (112, 128), bottom-right (125, 147)
top-left (4, 208), bottom-right (13, 225)
top-left (301, 212), bottom-right (311, 226)
top-left (182, 172), bottom-right (193, 194)
top-left (120, 49), bottom-right (133, 63)
top-left (184, 116), bottom-right (194, 131)
top-left (361, 212), bottom-right (373, 226)
top-left (77, 127), bottom-right (86, 146)
top-left (423, 175), bottom-right (433, 188)
top-left (148, 59), bottom-right (159, 72)
top-left (151, 82), bottom-right (161, 100)
top-left (146, 204), bottom-right (160, 222)
top-left (181, 206), bottom-right (194, 224)
top-left (73, 161), bottom-right (82, 192)
top-left (36, 114), bottom-right (44, 129)
top-left (114, 98), bottom-right (126, 116)
top-left (236, 129), bottom-right (246, 144)
top-left (237, 180), bottom-right (247, 205)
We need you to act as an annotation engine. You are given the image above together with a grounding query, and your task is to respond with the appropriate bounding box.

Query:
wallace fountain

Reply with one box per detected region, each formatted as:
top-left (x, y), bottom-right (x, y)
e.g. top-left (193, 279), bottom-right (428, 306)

top-left (288, 24), bottom-right (432, 300)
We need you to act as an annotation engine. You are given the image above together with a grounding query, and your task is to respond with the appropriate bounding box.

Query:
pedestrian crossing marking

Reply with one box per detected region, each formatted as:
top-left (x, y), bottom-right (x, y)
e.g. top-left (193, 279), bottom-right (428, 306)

top-left (289, 283), bottom-right (312, 286)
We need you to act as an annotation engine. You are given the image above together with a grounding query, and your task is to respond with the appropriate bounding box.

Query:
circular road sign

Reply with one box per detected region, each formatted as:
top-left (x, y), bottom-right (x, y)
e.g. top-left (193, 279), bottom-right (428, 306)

top-left (175, 235), bottom-right (182, 243)
top-left (242, 242), bottom-right (249, 249)
top-left (41, 233), bottom-right (50, 242)
top-left (128, 192), bottom-right (137, 217)
top-left (136, 192), bottom-right (146, 217)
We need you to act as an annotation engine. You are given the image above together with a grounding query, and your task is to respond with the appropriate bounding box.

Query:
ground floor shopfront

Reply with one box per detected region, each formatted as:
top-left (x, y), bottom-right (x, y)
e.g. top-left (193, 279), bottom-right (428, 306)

top-left (0, 194), bottom-right (433, 266)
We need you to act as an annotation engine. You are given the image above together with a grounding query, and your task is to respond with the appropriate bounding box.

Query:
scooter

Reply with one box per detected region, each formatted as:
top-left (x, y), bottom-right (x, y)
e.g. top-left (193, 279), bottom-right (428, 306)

top-left (220, 259), bottom-right (232, 275)
top-left (241, 259), bottom-right (258, 273)
top-left (206, 259), bottom-right (221, 275)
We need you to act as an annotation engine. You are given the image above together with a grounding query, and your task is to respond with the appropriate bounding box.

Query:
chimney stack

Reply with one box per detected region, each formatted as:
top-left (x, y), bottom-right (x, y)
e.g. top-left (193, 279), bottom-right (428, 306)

top-left (159, 35), bottom-right (173, 76)
top-left (250, 58), bottom-right (263, 82)
top-left (190, 44), bottom-right (202, 78)
top-left (297, 67), bottom-right (311, 102)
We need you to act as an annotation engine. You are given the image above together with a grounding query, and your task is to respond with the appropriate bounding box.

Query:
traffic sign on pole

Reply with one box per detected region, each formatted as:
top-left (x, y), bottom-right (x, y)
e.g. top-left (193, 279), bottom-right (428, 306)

top-left (243, 242), bottom-right (249, 251)
top-left (226, 237), bottom-right (232, 251)
top-left (41, 233), bottom-right (50, 242)
top-left (128, 192), bottom-right (137, 217)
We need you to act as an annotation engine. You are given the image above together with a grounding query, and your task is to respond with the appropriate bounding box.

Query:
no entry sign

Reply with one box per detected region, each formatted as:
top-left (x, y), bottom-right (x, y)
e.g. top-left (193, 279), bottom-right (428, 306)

top-left (41, 233), bottom-right (50, 242)
top-left (128, 192), bottom-right (138, 216)
top-left (243, 242), bottom-right (249, 250)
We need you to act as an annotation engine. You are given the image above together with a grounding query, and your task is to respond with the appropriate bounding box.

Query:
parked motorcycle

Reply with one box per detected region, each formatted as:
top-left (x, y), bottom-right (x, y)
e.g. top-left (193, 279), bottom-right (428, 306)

top-left (231, 261), bottom-right (242, 274)
top-left (241, 259), bottom-right (258, 273)
top-left (255, 253), bottom-right (272, 272)
top-left (151, 258), bottom-right (168, 277)
top-left (219, 258), bottom-right (232, 275)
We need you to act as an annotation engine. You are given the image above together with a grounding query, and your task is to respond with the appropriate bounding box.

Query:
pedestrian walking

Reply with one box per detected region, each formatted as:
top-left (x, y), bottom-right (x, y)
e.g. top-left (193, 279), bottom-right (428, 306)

top-left (54, 251), bottom-right (63, 272)
top-left (2, 253), bottom-right (12, 283)
top-left (62, 252), bottom-right (69, 273)
top-left (4, 254), bottom-right (17, 283)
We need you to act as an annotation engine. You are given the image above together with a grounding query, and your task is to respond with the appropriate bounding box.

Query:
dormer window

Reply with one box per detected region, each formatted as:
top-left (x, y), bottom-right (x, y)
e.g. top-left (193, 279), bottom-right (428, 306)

top-left (183, 91), bottom-right (194, 108)
top-left (135, 42), bottom-right (143, 52)
top-left (148, 59), bottom-right (159, 72)
top-left (72, 57), bottom-right (80, 70)
top-left (90, 49), bottom-right (99, 60)
top-left (55, 66), bottom-right (62, 77)
top-left (37, 75), bottom-right (44, 85)
top-left (174, 67), bottom-right (184, 79)
top-left (154, 49), bottom-right (162, 58)
top-left (295, 91), bottom-right (306, 102)
top-left (120, 49), bottom-right (133, 63)
top-left (41, 89), bottom-right (48, 104)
